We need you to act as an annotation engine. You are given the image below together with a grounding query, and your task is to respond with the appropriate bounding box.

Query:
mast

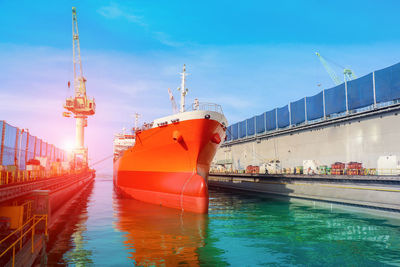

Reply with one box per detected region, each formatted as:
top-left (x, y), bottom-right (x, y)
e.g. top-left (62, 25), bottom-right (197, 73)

top-left (134, 113), bottom-right (141, 130)
top-left (178, 64), bottom-right (188, 112)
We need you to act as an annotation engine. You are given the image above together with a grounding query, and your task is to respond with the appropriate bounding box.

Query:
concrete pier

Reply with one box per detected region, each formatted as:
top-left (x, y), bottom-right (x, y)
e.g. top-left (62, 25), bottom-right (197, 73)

top-left (208, 173), bottom-right (400, 212)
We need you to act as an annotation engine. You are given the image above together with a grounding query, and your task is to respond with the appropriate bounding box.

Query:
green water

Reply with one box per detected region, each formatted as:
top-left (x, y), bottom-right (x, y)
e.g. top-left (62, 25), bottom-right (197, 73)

top-left (47, 175), bottom-right (400, 266)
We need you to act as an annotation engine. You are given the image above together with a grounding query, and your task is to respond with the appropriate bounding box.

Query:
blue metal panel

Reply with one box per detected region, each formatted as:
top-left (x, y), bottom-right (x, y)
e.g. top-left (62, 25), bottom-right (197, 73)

top-left (375, 62), bottom-right (400, 103)
top-left (28, 135), bottom-right (35, 161)
top-left (239, 120), bottom-right (247, 138)
top-left (265, 109), bottom-right (277, 131)
top-left (277, 105), bottom-right (290, 128)
top-left (18, 131), bottom-right (28, 169)
top-left (255, 113), bottom-right (265, 134)
top-left (246, 117), bottom-right (255, 136)
top-left (306, 91), bottom-right (324, 120)
top-left (226, 126), bottom-right (232, 141)
top-left (42, 141), bottom-right (47, 157)
top-left (232, 123), bottom-right (239, 140)
top-left (0, 122), bottom-right (2, 165)
top-left (47, 144), bottom-right (51, 160)
top-left (18, 151), bottom-right (26, 170)
top-left (36, 139), bottom-right (41, 157)
top-left (0, 122), bottom-right (3, 145)
top-left (347, 73), bottom-right (374, 110)
top-left (325, 83), bottom-right (346, 115)
top-left (2, 123), bottom-right (17, 166)
top-left (290, 98), bottom-right (305, 125)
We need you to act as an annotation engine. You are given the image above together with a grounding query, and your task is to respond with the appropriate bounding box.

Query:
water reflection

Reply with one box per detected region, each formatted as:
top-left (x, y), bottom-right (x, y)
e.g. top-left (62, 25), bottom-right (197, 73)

top-left (113, 193), bottom-right (207, 266)
top-left (46, 181), bottom-right (94, 265)
top-left (45, 178), bottom-right (400, 266)
top-left (206, 190), bottom-right (400, 266)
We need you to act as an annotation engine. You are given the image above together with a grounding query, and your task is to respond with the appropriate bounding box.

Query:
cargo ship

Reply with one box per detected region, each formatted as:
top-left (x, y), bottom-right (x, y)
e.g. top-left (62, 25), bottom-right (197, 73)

top-left (113, 65), bottom-right (227, 213)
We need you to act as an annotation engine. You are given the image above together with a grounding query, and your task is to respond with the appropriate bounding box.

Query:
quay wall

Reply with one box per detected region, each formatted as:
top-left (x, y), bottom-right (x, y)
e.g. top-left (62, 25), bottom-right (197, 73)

top-left (49, 171), bottom-right (95, 214)
top-left (208, 174), bottom-right (400, 211)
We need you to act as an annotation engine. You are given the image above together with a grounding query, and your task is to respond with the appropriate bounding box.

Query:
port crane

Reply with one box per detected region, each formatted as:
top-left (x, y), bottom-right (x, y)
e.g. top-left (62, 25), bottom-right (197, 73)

top-left (315, 52), bottom-right (357, 85)
top-left (63, 7), bottom-right (95, 166)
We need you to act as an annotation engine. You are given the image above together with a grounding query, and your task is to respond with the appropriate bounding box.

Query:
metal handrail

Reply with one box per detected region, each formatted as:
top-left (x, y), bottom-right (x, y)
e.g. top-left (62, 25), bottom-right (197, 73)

top-left (0, 203), bottom-right (33, 247)
top-left (0, 214), bottom-right (48, 267)
top-left (188, 102), bottom-right (224, 114)
top-left (210, 168), bottom-right (400, 176)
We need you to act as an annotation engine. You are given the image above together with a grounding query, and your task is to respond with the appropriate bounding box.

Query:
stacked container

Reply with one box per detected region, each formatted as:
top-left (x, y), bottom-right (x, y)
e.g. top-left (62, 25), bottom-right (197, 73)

top-left (331, 162), bottom-right (345, 175)
top-left (347, 162), bottom-right (363, 175)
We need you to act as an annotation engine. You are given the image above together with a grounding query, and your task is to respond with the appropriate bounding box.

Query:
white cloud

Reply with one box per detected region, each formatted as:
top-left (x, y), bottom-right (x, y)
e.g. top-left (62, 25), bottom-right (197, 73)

top-left (97, 4), bottom-right (146, 26)
top-left (153, 32), bottom-right (184, 48)
top-left (97, 3), bottom-right (189, 48)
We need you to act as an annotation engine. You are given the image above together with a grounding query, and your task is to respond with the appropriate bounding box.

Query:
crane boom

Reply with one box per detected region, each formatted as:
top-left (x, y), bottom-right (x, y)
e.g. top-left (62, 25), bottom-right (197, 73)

top-left (315, 52), bottom-right (342, 86)
top-left (72, 7), bottom-right (85, 97)
top-left (168, 88), bottom-right (178, 114)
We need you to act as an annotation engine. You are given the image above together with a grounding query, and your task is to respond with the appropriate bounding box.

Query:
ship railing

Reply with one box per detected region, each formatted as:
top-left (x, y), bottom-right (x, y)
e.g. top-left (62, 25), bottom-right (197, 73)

top-left (209, 168), bottom-right (400, 176)
top-left (188, 102), bottom-right (224, 114)
top-left (137, 123), bottom-right (154, 132)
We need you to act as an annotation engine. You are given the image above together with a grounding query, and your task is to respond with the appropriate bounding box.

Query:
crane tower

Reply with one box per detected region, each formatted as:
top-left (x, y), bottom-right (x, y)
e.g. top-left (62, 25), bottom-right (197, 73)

top-left (63, 7), bottom-right (95, 166)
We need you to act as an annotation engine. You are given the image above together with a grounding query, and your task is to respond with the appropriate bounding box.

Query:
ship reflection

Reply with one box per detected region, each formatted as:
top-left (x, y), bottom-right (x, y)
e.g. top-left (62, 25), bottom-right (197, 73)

top-left (113, 192), bottom-right (207, 266)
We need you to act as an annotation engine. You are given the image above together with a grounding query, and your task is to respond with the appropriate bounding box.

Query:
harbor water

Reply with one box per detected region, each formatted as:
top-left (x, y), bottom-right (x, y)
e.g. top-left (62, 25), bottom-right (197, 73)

top-left (47, 175), bottom-right (400, 266)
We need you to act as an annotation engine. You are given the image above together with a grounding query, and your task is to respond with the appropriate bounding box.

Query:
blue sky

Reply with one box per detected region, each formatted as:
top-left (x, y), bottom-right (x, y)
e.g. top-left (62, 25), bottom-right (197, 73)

top-left (1, 0), bottom-right (400, 172)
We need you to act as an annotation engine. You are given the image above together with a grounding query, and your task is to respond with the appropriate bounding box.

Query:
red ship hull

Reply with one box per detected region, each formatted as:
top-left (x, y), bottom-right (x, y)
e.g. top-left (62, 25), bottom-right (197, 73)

top-left (113, 114), bottom-right (226, 213)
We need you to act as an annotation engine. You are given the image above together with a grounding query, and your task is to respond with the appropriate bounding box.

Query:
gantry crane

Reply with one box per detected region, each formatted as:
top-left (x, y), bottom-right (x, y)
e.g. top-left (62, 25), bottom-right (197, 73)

top-left (63, 7), bottom-right (95, 166)
top-left (315, 52), bottom-right (357, 85)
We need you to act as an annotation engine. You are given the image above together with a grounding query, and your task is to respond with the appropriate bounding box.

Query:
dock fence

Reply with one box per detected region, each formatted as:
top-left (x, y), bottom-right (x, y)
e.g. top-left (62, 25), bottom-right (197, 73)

top-left (0, 121), bottom-right (67, 171)
top-left (226, 62), bottom-right (400, 141)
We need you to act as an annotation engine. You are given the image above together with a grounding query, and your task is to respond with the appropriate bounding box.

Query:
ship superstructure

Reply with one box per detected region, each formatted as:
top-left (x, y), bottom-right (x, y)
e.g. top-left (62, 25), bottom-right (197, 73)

top-left (113, 65), bottom-right (227, 213)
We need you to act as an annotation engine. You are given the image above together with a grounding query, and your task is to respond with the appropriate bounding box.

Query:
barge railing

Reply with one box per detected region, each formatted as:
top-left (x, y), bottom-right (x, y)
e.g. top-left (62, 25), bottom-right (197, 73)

top-left (0, 214), bottom-right (48, 267)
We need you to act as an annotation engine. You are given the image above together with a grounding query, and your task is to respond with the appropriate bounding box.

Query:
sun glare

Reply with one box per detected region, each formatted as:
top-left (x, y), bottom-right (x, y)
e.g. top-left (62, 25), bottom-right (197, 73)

top-left (63, 139), bottom-right (75, 152)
